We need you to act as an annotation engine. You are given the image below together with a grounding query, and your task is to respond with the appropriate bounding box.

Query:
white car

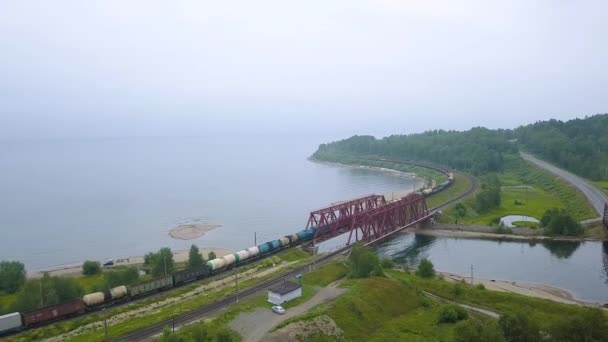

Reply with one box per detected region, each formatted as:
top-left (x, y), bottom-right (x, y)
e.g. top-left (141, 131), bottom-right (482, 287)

top-left (271, 305), bottom-right (285, 315)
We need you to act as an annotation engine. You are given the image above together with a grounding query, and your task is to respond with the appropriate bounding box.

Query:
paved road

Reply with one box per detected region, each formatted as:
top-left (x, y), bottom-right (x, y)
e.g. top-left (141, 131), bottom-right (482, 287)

top-left (229, 282), bottom-right (345, 342)
top-left (520, 152), bottom-right (608, 217)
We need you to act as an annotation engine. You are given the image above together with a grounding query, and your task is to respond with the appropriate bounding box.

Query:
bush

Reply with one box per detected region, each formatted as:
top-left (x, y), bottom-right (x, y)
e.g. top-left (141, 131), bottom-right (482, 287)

top-left (416, 258), bottom-right (435, 278)
top-left (103, 267), bottom-right (139, 289)
top-left (476, 283), bottom-right (485, 290)
top-left (381, 258), bottom-right (395, 269)
top-left (454, 319), bottom-right (506, 342)
top-left (0, 260), bottom-right (26, 294)
top-left (498, 311), bottom-right (540, 342)
top-left (548, 308), bottom-right (608, 342)
top-left (541, 208), bottom-right (582, 236)
top-left (494, 225), bottom-right (513, 234)
top-left (438, 304), bottom-right (468, 323)
top-left (82, 260), bottom-right (101, 276)
top-left (348, 244), bottom-right (383, 278)
top-left (208, 251), bottom-right (217, 260)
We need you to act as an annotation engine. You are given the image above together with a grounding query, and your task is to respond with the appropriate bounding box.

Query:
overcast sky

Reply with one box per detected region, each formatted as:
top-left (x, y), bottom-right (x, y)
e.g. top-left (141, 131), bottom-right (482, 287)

top-left (1, 1), bottom-right (607, 140)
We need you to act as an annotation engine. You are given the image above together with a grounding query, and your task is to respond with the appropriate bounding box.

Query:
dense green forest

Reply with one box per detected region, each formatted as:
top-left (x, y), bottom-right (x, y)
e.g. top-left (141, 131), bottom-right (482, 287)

top-left (516, 114), bottom-right (608, 180)
top-left (313, 114), bottom-right (608, 180)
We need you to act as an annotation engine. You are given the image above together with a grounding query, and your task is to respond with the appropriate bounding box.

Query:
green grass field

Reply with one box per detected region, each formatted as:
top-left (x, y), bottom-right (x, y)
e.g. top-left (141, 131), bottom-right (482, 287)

top-left (271, 263), bottom-right (608, 341)
top-left (443, 154), bottom-right (596, 225)
top-left (469, 187), bottom-right (561, 226)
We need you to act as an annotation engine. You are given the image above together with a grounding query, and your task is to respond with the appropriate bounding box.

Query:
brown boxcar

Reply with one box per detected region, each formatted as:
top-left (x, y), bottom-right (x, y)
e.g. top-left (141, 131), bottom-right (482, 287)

top-left (23, 300), bottom-right (84, 327)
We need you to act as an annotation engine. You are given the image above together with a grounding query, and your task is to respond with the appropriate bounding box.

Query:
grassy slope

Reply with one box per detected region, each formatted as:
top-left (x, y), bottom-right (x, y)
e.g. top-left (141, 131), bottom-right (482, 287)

top-left (277, 264), bottom-right (608, 342)
top-left (594, 181), bottom-right (608, 196)
top-left (443, 154), bottom-right (596, 225)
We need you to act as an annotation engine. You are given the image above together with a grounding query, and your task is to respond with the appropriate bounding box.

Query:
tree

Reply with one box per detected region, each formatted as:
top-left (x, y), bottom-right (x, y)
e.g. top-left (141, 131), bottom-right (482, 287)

top-left (0, 260), bottom-right (26, 294)
top-left (103, 267), bottom-right (139, 289)
top-left (454, 319), bottom-right (506, 342)
top-left (208, 251), bottom-right (217, 260)
top-left (348, 243), bottom-right (382, 278)
top-left (541, 208), bottom-right (583, 236)
top-left (188, 244), bottom-right (204, 269)
top-left (549, 308), bottom-right (608, 342)
top-left (82, 260), bottom-right (101, 276)
top-left (498, 312), bottom-right (541, 342)
top-left (416, 258), bottom-right (435, 278)
top-left (12, 274), bottom-right (84, 312)
top-left (146, 248), bottom-right (176, 277)
top-left (453, 203), bottom-right (467, 224)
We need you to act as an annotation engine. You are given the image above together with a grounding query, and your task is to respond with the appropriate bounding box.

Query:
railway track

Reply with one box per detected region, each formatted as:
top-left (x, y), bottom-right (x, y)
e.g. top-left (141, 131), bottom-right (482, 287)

top-left (112, 157), bottom-right (477, 341)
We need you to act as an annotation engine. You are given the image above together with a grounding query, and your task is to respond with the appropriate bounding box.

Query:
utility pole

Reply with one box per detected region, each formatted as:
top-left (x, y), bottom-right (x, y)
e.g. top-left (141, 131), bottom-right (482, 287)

top-left (254, 232), bottom-right (257, 246)
top-left (235, 265), bottom-right (239, 304)
top-left (470, 264), bottom-right (474, 285)
top-left (39, 280), bottom-right (44, 308)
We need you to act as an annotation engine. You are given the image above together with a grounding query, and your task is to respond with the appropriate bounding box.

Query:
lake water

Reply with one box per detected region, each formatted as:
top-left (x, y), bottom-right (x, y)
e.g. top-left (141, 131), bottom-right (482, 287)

top-left (376, 233), bottom-right (608, 303)
top-left (0, 136), bottom-right (423, 271)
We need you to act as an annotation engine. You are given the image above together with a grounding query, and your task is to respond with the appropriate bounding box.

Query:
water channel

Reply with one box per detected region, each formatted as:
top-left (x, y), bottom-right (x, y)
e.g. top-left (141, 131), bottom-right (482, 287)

top-left (376, 233), bottom-right (608, 303)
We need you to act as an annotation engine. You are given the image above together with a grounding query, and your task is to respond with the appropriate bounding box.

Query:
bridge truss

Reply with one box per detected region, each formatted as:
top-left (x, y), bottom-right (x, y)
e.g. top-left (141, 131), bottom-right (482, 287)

top-left (308, 193), bottom-right (430, 245)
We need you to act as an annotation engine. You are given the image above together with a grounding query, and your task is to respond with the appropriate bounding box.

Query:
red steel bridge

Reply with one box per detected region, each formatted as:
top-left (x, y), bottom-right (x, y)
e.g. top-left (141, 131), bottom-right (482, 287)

top-left (306, 193), bottom-right (431, 245)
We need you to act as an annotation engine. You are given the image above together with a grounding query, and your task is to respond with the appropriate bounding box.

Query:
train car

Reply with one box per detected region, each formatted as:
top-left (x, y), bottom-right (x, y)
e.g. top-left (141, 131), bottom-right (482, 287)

top-left (22, 300), bottom-right (84, 327)
top-left (279, 237), bottom-right (290, 247)
top-left (173, 265), bottom-right (211, 286)
top-left (207, 258), bottom-right (226, 271)
top-left (0, 312), bottom-right (23, 335)
top-left (270, 239), bottom-right (281, 250)
top-left (222, 254), bottom-right (237, 268)
top-left (83, 285), bottom-right (127, 307)
top-left (128, 276), bottom-right (173, 298)
top-left (288, 233), bottom-right (299, 244)
top-left (234, 250), bottom-right (250, 263)
top-left (258, 242), bottom-right (272, 254)
top-left (246, 246), bottom-right (260, 258)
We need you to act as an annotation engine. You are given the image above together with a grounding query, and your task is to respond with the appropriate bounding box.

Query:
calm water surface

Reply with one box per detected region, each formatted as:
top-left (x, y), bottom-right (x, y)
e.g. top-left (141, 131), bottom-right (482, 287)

top-left (0, 136), bottom-right (423, 270)
top-left (376, 233), bottom-right (608, 303)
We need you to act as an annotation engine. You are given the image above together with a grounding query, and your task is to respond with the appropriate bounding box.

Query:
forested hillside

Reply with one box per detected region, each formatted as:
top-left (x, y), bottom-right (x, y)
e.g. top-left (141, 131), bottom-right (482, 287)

top-left (314, 128), bottom-right (516, 175)
top-left (313, 114), bottom-right (608, 180)
top-left (516, 114), bottom-right (608, 180)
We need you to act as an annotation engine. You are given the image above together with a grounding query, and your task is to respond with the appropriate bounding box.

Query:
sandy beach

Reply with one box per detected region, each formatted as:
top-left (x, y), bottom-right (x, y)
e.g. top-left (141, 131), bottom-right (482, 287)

top-left (28, 247), bottom-right (233, 279)
top-left (440, 271), bottom-right (591, 306)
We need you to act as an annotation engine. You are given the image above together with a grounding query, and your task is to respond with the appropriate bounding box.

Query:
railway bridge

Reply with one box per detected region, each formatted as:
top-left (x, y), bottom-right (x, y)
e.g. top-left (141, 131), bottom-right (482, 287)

top-left (306, 192), bottom-right (432, 245)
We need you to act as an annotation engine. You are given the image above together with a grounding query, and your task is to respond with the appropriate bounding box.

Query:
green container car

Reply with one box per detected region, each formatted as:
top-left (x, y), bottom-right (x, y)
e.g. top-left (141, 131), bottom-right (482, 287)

top-left (173, 266), bottom-right (210, 286)
top-left (128, 275), bottom-right (173, 298)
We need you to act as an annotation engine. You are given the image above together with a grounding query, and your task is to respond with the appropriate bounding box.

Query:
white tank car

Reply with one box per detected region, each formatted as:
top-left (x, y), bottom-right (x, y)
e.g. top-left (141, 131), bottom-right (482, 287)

top-left (289, 234), bottom-right (299, 243)
top-left (222, 254), bottom-right (236, 267)
top-left (207, 258), bottom-right (226, 271)
top-left (235, 250), bottom-right (250, 262)
top-left (279, 237), bottom-right (290, 247)
top-left (246, 246), bottom-right (260, 258)
top-left (83, 292), bottom-right (105, 307)
top-left (110, 286), bottom-right (128, 300)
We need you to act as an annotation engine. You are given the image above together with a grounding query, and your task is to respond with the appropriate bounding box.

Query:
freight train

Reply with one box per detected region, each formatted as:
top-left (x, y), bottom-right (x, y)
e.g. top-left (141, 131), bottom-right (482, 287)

top-left (0, 227), bottom-right (317, 336)
top-left (420, 172), bottom-right (454, 196)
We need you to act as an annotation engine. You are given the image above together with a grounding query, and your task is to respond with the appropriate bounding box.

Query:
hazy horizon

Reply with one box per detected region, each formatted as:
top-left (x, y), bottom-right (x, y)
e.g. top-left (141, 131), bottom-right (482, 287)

top-left (1, 1), bottom-right (607, 140)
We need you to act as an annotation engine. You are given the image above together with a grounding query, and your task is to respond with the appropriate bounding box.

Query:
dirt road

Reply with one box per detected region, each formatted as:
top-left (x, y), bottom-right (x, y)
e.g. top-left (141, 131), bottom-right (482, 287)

top-left (229, 282), bottom-right (345, 342)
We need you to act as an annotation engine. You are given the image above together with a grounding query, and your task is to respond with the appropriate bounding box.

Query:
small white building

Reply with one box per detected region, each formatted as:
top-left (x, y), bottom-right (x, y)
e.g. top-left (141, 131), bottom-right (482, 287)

top-left (267, 281), bottom-right (302, 305)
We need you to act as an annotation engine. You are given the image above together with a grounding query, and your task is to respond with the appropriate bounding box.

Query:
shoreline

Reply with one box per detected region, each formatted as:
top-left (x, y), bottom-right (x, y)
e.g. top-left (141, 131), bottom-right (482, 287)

top-left (310, 158), bottom-right (426, 201)
top-left (420, 224), bottom-right (606, 242)
top-left (438, 271), bottom-right (596, 306)
top-left (28, 247), bottom-right (233, 279)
